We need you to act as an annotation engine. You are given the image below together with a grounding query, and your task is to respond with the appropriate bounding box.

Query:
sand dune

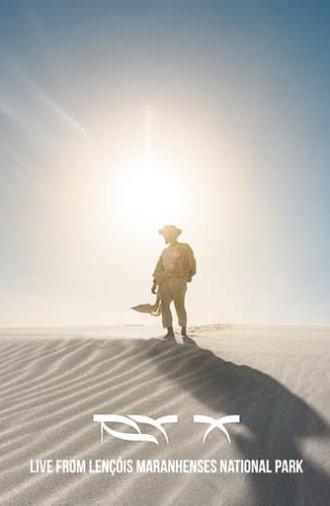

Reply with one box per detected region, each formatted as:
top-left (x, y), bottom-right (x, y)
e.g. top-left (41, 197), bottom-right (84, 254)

top-left (0, 325), bottom-right (329, 505)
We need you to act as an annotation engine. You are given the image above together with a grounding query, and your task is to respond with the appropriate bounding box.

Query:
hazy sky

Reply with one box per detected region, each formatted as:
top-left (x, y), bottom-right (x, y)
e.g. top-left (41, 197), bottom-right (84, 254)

top-left (0, 0), bottom-right (329, 326)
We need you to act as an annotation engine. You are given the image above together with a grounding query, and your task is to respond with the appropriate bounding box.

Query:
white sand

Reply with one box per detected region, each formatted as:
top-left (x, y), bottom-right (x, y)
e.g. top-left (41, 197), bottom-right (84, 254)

top-left (0, 324), bottom-right (329, 506)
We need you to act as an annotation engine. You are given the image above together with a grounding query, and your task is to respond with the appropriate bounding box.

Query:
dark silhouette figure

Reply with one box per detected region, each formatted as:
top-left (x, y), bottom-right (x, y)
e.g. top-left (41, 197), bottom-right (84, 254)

top-left (152, 225), bottom-right (196, 340)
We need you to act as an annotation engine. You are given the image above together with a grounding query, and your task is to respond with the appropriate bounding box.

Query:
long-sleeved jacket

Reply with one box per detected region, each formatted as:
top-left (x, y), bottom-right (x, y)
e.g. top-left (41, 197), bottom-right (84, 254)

top-left (153, 242), bottom-right (196, 285)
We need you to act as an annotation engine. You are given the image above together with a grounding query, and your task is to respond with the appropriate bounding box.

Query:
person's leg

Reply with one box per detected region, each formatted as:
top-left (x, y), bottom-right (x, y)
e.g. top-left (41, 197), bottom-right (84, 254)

top-left (158, 281), bottom-right (174, 337)
top-left (172, 278), bottom-right (187, 333)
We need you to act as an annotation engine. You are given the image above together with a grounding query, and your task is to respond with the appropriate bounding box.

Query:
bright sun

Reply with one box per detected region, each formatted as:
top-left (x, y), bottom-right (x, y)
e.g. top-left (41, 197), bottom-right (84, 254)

top-left (106, 110), bottom-right (191, 235)
top-left (112, 155), bottom-right (184, 230)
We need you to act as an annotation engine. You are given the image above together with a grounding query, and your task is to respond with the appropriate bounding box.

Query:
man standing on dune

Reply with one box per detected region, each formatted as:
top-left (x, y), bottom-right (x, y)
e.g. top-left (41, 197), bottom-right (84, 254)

top-left (152, 225), bottom-right (196, 341)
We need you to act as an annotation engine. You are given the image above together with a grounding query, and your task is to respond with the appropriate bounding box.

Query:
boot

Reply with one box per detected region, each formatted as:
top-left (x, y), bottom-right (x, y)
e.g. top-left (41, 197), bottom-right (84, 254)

top-left (181, 326), bottom-right (188, 338)
top-left (164, 326), bottom-right (175, 340)
top-left (181, 327), bottom-right (196, 345)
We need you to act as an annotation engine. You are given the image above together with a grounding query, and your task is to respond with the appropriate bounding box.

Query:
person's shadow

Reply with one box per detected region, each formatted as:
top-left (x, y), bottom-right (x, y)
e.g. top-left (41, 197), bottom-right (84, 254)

top-left (145, 336), bottom-right (330, 506)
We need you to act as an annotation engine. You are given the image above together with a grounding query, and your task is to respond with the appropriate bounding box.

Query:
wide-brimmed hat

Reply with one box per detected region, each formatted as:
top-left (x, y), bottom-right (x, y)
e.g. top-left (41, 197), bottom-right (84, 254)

top-left (158, 224), bottom-right (182, 237)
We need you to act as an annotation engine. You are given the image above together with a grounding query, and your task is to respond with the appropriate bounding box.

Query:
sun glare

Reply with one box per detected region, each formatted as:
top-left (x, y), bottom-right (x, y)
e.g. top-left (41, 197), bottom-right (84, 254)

top-left (112, 155), bottom-right (183, 231)
top-left (106, 110), bottom-right (192, 236)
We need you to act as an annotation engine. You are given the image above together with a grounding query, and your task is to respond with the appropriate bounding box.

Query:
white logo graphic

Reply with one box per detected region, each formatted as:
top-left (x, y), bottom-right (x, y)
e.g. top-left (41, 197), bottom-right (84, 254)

top-left (93, 414), bottom-right (178, 445)
top-left (94, 414), bottom-right (240, 445)
top-left (193, 414), bottom-right (240, 444)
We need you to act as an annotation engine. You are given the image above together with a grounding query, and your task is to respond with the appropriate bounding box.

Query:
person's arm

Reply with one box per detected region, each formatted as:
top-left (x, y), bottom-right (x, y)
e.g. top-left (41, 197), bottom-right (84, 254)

top-left (184, 244), bottom-right (196, 281)
top-left (152, 254), bottom-right (164, 293)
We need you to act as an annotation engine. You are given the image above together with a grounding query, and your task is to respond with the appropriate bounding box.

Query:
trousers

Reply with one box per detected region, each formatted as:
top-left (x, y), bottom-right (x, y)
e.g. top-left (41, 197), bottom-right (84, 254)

top-left (158, 277), bottom-right (187, 328)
